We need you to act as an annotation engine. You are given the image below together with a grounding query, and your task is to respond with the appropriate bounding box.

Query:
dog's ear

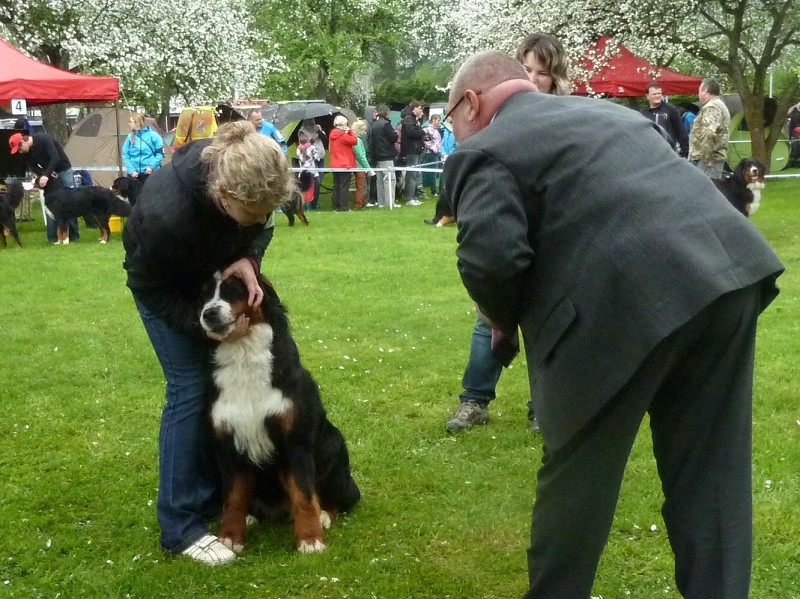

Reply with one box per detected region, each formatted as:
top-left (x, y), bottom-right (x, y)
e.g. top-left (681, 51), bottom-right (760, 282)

top-left (257, 273), bottom-right (281, 304)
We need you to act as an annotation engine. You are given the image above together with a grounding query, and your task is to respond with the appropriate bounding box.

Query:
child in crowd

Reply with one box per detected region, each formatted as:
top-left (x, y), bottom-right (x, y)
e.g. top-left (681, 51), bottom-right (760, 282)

top-left (296, 133), bottom-right (319, 205)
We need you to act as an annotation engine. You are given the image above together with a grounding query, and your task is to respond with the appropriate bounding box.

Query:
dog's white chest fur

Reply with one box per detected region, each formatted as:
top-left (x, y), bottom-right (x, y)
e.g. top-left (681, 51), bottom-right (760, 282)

top-left (211, 323), bottom-right (291, 465)
top-left (748, 183), bottom-right (764, 215)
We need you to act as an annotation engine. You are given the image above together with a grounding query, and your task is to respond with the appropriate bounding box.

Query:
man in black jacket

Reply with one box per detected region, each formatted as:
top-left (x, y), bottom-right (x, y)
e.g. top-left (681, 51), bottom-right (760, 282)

top-left (400, 101), bottom-right (426, 205)
top-left (9, 131), bottom-right (80, 243)
top-left (640, 81), bottom-right (689, 157)
top-left (369, 105), bottom-right (399, 207)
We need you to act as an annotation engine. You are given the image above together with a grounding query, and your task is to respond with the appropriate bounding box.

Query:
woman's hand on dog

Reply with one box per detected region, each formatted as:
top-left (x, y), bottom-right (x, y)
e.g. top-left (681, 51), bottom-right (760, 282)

top-left (222, 258), bottom-right (263, 308)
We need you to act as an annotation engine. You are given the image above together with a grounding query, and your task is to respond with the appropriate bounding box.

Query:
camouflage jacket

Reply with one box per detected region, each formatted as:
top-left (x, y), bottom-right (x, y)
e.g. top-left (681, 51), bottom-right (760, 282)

top-left (688, 96), bottom-right (731, 162)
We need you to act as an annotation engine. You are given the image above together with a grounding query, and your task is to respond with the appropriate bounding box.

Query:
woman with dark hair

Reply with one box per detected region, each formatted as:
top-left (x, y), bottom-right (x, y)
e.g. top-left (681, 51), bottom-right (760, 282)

top-left (445, 33), bottom-right (570, 434)
top-left (514, 32), bottom-right (571, 96)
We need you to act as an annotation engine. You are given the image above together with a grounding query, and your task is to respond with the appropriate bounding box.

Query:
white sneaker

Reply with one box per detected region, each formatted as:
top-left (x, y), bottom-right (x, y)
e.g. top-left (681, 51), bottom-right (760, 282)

top-left (407, 199), bottom-right (422, 206)
top-left (181, 534), bottom-right (236, 565)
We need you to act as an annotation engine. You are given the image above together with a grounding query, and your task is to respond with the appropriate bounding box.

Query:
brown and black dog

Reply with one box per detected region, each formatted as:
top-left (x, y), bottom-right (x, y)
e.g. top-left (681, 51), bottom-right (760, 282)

top-left (199, 272), bottom-right (359, 554)
top-left (0, 181), bottom-right (24, 248)
top-left (714, 157), bottom-right (767, 217)
top-left (44, 184), bottom-right (132, 244)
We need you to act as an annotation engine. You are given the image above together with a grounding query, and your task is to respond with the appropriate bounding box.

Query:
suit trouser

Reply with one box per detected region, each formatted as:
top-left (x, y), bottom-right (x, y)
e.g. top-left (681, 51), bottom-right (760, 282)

top-left (525, 284), bottom-right (761, 599)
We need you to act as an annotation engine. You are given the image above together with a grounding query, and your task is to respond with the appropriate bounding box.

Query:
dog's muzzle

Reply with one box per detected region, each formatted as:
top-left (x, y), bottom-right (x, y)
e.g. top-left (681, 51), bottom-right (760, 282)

top-left (200, 302), bottom-right (236, 335)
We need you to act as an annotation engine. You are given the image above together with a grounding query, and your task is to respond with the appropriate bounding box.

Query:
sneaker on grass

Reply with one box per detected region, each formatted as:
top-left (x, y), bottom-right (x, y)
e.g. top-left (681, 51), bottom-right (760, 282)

top-left (181, 534), bottom-right (236, 565)
top-left (445, 401), bottom-right (489, 432)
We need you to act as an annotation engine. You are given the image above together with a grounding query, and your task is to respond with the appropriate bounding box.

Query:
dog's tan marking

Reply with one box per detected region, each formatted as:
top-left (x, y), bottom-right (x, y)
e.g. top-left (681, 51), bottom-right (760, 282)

top-left (56, 225), bottom-right (69, 244)
top-left (219, 470), bottom-right (254, 554)
top-left (276, 408), bottom-right (296, 434)
top-left (280, 472), bottom-right (325, 552)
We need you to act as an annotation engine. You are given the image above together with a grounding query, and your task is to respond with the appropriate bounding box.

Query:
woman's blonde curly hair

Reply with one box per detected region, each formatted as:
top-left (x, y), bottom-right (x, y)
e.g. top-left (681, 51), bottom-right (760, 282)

top-left (202, 121), bottom-right (294, 211)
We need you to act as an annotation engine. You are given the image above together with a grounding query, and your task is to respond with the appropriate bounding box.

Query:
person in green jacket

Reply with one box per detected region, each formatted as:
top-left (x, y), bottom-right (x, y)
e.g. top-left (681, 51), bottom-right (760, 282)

top-left (352, 119), bottom-right (374, 209)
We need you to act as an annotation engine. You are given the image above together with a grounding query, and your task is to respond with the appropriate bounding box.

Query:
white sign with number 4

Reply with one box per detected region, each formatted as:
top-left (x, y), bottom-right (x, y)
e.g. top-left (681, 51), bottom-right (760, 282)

top-left (11, 98), bottom-right (27, 115)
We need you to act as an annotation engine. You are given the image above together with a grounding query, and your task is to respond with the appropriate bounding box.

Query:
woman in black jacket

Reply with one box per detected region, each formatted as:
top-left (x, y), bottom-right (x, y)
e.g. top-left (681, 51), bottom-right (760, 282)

top-left (123, 121), bottom-right (295, 565)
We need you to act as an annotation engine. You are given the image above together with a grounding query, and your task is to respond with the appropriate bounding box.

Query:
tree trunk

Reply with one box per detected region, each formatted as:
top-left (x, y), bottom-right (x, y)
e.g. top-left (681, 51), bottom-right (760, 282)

top-left (40, 104), bottom-right (70, 146)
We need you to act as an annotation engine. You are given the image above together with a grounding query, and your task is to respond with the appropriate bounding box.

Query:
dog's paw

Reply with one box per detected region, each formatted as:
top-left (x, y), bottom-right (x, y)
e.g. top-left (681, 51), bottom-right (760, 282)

top-left (319, 510), bottom-right (332, 529)
top-left (219, 536), bottom-right (245, 554)
top-left (298, 539), bottom-right (326, 553)
top-left (99, 239), bottom-right (107, 244)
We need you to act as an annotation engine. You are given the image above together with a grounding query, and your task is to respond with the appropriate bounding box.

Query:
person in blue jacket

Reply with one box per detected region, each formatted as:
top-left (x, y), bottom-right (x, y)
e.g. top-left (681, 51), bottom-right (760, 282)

top-left (123, 112), bottom-right (165, 183)
top-left (248, 109), bottom-right (288, 154)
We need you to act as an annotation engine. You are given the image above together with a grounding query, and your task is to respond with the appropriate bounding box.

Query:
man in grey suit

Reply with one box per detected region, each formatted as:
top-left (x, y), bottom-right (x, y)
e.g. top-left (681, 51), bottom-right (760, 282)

top-left (442, 51), bottom-right (783, 599)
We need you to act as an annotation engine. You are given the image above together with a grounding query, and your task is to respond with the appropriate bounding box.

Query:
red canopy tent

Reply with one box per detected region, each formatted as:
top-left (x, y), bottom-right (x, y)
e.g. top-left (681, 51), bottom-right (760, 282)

top-left (573, 36), bottom-right (702, 97)
top-left (0, 36), bottom-right (120, 181)
top-left (0, 36), bottom-right (118, 105)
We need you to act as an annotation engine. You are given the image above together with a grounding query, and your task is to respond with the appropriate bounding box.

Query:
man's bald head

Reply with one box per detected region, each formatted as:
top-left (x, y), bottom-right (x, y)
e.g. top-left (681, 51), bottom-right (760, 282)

top-left (448, 51), bottom-right (535, 143)
top-left (451, 51), bottom-right (529, 101)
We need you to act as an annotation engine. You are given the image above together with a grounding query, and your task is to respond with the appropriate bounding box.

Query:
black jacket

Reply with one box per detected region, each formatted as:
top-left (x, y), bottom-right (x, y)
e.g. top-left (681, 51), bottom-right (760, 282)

top-left (122, 139), bottom-right (273, 335)
top-left (25, 133), bottom-right (71, 180)
top-left (400, 105), bottom-right (425, 156)
top-left (640, 101), bottom-right (689, 157)
top-left (369, 116), bottom-right (398, 161)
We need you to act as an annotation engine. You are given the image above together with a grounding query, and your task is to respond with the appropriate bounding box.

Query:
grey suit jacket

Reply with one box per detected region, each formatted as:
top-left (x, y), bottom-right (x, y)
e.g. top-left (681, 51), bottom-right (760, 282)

top-left (444, 91), bottom-right (783, 451)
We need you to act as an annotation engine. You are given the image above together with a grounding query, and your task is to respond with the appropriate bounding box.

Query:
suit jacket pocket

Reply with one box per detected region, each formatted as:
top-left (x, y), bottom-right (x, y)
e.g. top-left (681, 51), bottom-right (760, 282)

top-left (533, 297), bottom-right (576, 365)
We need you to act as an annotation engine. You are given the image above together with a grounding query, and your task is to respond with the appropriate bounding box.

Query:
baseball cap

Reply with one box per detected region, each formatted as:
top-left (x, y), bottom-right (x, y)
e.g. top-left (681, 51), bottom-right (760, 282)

top-left (8, 132), bottom-right (24, 154)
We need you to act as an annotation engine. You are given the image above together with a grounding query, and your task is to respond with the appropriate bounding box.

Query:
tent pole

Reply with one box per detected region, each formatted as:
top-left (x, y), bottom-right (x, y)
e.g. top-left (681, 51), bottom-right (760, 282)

top-left (115, 100), bottom-right (123, 178)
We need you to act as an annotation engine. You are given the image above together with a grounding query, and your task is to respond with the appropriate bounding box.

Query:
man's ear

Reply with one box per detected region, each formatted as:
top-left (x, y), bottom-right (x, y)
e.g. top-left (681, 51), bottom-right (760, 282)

top-left (464, 90), bottom-right (481, 123)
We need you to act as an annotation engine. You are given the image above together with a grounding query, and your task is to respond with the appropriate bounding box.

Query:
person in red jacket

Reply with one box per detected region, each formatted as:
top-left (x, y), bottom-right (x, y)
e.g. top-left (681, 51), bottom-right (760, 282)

top-left (328, 115), bottom-right (357, 211)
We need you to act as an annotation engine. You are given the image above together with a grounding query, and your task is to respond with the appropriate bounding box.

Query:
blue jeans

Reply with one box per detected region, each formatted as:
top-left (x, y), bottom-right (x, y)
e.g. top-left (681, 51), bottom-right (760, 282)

top-left (135, 299), bottom-right (221, 553)
top-left (460, 316), bottom-right (503, 404)
top-left (45, 168), bottom-right (80, 243)
top-left (460, 316), bottom-right (535, 420)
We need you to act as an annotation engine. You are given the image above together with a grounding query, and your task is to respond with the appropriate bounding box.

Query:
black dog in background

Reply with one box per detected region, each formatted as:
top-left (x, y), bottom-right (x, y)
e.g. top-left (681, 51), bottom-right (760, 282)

top-left (714, 157), bottom-right (767, 217)
top-left (111, 176), bottom-right (143, 207)
top-left (44, 184), bottom-right (132, 244)
top-left (0, 181), bottom-right (24, 248)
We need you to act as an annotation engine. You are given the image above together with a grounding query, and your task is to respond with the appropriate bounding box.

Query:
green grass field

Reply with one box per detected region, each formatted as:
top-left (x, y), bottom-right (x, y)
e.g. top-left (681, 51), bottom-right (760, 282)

top-left (0, 181), bottom-right (797, 598)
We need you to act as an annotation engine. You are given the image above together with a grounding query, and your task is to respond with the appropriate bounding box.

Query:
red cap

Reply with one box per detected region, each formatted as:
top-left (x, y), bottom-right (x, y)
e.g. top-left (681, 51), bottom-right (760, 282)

top-left (8, 132), bottom-right (24, 154)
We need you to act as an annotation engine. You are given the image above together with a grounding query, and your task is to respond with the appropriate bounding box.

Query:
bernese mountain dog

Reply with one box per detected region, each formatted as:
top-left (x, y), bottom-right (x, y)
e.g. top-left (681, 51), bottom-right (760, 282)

top-left (111, 176), bottom-right (144, 207)
top-left (44, 184), bottom-right (132, 244)
top-left (283, 172), bottom-right (312, 227)
top-left (199, 272), bottom-right (360, 554)
top-left (714, 157), bottom-right (766, 217)
top-left (0, 181), bottom-right (24, 248)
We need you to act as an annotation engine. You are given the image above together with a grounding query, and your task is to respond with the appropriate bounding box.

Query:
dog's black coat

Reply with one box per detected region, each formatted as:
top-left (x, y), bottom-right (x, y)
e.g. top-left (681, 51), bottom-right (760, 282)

top-left (111, 176), bottom-right (144, 207)
top-left (714, 157), bottom-right (766, 217)
top-left (45, 184), bottom-right (132, 241)
top-left (200, 274), bottom-right (359, 550)
top-left (0, 181), bottom-right (24, 248)
top-left (282, 187), bottom-right (309, 227)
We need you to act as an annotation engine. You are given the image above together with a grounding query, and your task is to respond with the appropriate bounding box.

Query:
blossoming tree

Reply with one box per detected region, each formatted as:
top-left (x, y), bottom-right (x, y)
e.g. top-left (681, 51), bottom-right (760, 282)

top-left (423, 0), bottom-right (800, 165)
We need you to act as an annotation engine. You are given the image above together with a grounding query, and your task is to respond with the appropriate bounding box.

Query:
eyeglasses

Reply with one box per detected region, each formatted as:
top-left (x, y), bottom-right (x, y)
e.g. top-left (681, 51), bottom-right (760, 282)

top-left (444, 90), bottom-right (481, 122)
